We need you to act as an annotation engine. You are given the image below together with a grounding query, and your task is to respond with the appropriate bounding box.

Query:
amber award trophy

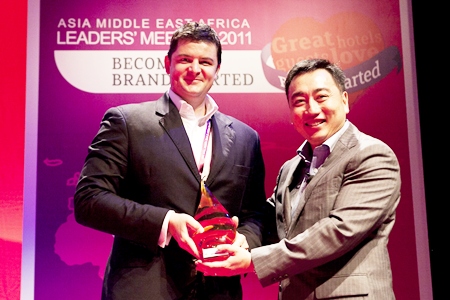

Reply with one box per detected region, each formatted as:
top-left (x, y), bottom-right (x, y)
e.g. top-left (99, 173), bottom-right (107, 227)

top-left (192, 181), bottom-right (237, 261)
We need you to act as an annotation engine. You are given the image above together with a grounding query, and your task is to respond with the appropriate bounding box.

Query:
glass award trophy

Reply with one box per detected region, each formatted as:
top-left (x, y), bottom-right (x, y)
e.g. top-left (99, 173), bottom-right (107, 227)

top-left (192, 180), bottom-right (237, 261)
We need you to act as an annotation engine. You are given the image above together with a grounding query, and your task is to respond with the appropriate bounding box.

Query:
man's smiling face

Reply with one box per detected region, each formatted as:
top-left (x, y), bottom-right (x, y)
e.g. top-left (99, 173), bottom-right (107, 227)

top-left (288, 69), bottom-right (349, 148)
top-left (165, 39), bottom-right (220, 107)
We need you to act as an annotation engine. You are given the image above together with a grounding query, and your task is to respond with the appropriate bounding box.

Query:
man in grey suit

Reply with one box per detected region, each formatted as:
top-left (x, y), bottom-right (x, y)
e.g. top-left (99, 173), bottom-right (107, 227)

top-left (74, 21), bottom-right (266, 300)
top-left (196, 59), bottom-right (401, 300)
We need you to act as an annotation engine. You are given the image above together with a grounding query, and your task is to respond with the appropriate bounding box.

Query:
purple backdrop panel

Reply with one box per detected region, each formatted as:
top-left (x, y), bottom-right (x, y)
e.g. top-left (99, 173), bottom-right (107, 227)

top-left (34, 0), bottom-right (422, 299)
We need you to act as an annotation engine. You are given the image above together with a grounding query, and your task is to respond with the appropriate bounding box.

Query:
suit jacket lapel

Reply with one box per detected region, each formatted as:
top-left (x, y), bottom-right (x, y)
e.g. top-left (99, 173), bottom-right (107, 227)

top-left (288, 122), bottom-right (359, 233)
top-left (206, 113), bottom-right (234, 185)
top-left (282, 156), bottom-right (302, 228)
top-left (306, 122), bottom-right (358, 192)
top-left (157, 95), bottom-right (202, 182)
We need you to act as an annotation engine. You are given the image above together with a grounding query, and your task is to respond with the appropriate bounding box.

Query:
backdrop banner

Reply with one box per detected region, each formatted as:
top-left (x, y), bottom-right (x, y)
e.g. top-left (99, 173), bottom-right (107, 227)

top-left (28, 0), bottom-right (425, 299)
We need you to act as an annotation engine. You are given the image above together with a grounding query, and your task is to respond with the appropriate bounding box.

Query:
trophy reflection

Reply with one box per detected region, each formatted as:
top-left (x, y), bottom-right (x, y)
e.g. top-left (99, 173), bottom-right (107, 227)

top-left (192, 181), bottom-right (236, 261)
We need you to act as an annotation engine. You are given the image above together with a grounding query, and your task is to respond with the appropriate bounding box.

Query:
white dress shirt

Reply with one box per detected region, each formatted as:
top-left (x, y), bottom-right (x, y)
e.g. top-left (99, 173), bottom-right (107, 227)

top-left (158, 90), bottom-right (219, 247)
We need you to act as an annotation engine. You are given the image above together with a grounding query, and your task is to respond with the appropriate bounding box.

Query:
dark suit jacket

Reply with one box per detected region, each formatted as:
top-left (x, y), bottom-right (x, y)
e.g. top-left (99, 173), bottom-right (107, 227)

top-left (74, 94), bottom-right (266, 300)
top-left (253, 122), bottom-right (401, 300)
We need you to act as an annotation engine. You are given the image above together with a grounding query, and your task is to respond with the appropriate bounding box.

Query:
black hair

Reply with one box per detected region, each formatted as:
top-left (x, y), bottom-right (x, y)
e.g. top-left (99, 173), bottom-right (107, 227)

top-left (167, 21), bottom-right (222, 65)
top-left (284, 59), bottom-right (346, 97)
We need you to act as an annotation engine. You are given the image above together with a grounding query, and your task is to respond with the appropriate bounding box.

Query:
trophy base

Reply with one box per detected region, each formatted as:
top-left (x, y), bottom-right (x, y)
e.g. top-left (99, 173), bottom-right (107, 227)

top-left (202, 247), bottom-right (230, 261)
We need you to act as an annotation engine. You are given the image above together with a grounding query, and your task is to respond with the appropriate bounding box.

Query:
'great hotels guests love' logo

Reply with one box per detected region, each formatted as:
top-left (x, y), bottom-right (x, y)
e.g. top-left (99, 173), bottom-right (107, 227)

top-left (261, 12), bottom-right (402, 107)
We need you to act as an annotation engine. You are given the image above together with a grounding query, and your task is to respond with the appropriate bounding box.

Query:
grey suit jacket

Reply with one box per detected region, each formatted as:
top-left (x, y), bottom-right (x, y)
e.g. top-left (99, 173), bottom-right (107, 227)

top-left (253, 122), bottom-right (401, 300)
top-left (74, 94), bottom-right (266, 299)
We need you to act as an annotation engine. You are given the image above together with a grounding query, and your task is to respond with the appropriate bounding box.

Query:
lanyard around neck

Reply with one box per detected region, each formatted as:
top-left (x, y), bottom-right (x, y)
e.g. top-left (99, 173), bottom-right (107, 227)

top-left (198, 119), bottom-right (212, 180)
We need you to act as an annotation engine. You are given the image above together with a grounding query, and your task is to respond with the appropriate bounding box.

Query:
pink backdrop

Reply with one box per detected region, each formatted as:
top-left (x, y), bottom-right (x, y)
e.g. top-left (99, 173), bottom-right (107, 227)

top-left (0, 1), bottom-right (26, 299)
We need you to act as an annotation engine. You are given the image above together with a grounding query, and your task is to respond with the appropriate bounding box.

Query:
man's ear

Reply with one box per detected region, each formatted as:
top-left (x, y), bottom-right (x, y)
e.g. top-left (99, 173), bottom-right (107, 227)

top-left (164, 55), bottom-right (171, 74)
top-left (342, 91), bottom-right (349, 113)
top-left (214, 65), bottom-right (221, 80)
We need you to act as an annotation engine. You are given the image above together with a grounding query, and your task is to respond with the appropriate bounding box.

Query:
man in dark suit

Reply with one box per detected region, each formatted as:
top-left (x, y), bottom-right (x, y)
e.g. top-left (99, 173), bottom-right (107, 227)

top-left (74, 21), bottom-right (266, 300)
top-left (196, 59), bottom-right (401, 300)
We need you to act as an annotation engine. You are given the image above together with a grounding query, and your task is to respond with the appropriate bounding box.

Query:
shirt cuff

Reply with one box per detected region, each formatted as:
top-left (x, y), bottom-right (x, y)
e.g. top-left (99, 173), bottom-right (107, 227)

top-left (158, 210), bottom-right (174, 248)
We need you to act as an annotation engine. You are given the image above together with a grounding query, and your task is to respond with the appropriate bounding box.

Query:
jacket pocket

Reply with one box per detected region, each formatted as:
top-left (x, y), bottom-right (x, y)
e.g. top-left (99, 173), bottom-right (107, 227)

top-left (315, 274), bottom-right (369, 299)
top-left (231, 164), bottom-right (251, 178)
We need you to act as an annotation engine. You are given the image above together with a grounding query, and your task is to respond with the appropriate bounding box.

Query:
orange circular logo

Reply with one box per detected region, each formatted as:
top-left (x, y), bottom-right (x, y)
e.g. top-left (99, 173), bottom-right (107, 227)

top-left (271, 12), bottom-right (385, 106)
